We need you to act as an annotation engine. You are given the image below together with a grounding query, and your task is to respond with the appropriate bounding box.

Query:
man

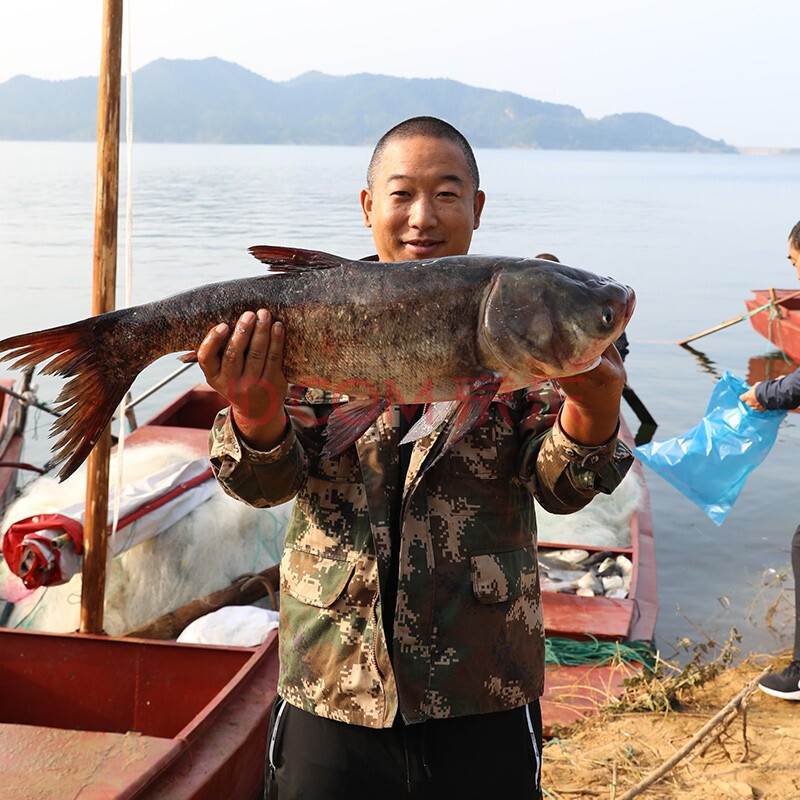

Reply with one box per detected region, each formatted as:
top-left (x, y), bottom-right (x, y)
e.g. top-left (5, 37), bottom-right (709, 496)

top-left (198, 117), bottom-right (632, 798)
top-left (740, 219), bottom-right (800, 700)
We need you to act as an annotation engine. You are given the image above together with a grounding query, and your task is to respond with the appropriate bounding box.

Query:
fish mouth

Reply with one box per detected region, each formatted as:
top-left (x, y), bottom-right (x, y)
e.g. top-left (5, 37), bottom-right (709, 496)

top-left (624, 286), bottom-right (636, 320)
top-left (566, 355), bottom-right (603, 374)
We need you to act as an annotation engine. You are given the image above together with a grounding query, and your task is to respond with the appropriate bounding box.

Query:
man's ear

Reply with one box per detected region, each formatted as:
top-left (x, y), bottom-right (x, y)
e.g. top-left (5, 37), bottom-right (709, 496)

top-left (360, 188), bottom-right (373, 228)
top-left (473, 190), bottom-right (486, 231)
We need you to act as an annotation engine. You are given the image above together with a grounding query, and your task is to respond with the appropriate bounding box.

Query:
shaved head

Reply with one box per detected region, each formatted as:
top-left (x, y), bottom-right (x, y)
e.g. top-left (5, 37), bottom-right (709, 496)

top-left (791, 220), bottom-right (800, 251)
top-left (367, 116), bottom-right (480, 195)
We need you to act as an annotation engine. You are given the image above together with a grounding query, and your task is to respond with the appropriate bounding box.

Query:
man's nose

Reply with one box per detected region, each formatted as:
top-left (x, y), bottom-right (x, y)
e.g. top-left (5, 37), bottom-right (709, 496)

top-left (408, 196), bottom-right (437, 229)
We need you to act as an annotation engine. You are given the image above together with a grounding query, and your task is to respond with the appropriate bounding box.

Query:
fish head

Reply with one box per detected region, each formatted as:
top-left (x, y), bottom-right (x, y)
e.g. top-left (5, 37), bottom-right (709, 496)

top-left (480, 258), bottom-right (635, 379)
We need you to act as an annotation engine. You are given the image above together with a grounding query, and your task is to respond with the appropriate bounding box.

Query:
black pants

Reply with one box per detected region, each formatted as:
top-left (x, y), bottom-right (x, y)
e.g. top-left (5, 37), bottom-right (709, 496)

top-left (265, 698), bottom-right (543, 800)
top-left (793, 523), bottom-right (800, 661)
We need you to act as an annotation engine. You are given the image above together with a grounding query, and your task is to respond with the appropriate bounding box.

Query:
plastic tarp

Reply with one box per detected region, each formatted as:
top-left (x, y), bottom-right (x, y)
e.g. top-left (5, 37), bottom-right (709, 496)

top-left (2, 458), bottom-right (215, 588)
top-left (177, 606), bottom-right (280, 647)
top-left (634, 371), bottom-right (786, 525)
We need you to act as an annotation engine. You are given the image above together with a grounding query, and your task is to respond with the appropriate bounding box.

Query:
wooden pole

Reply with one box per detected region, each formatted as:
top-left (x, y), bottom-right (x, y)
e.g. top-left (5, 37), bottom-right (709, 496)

top-left (678, 289), bottom-right (800, 346)
top-left (80, 0), bottom-right (124, 635)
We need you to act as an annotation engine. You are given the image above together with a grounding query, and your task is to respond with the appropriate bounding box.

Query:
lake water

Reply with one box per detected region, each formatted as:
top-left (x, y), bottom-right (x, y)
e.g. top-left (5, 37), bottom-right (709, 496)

top-left (1, 141), bottom-right (799, 662)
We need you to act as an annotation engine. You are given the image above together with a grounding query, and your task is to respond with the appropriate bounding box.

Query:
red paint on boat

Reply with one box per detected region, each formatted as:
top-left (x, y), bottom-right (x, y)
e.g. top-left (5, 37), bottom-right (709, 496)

top-left (0, 628), bottom-right (279, 799)
top-left (746, 289), bottom-right (800, 363)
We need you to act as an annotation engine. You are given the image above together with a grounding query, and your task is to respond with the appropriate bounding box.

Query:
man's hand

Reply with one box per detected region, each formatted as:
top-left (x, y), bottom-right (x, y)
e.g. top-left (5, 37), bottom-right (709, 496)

top-left (198, 309), bottom-right (289, 450)
top-left (558, 344), bottom-right (626, 445)
top-left (739, 383), bottom-right (765, 412)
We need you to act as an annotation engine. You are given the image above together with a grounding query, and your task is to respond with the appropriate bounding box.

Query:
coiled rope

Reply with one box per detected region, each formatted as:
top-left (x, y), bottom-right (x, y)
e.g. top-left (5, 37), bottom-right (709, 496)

top-left (545, 635), bottom-right (657, 671)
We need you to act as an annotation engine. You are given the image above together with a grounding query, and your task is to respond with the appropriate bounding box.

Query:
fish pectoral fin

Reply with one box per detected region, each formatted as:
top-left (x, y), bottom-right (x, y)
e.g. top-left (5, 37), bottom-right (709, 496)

top-left (444, 394), bottom-right (495, 448)
top-left (178, 350), bottom-right (198, 363)
top-left (399, 401), bottom-right (458, 445)
top-left (320, 398), bottom-right (386, 459)
top-left (248, 245), bottom-right (346, 272)
top-left (434, 374), bottom-right (504, 455)
top-left (406, 374), bottom-right (503, 475)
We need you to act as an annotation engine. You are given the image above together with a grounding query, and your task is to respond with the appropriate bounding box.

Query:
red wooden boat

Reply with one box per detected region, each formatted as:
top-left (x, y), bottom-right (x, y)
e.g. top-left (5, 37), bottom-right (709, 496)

top-left (1, 383), bottom-right (282, 800)
top-left (745, 288), bottom-right (800, 363)
top-left (1, 629), bottom-right (279, 800)
top-left (539, 418), bottom-right (657, 733)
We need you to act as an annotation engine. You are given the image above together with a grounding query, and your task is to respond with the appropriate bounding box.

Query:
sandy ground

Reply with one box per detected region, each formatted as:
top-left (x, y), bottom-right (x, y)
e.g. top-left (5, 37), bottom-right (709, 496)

top-left (541, 654), bottom-right (800, 800)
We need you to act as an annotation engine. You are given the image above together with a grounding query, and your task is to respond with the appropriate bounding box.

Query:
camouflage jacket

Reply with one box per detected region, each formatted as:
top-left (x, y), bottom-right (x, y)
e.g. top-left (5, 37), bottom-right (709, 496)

top-left (209, 384), bottom-right (633, 728)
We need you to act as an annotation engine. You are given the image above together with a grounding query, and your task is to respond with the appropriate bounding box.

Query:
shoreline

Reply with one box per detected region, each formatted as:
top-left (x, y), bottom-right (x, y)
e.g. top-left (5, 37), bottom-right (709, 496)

top-left (542, 651), bottom-right (797, 799)
top-left (736, 145), bottom-right (800, 156)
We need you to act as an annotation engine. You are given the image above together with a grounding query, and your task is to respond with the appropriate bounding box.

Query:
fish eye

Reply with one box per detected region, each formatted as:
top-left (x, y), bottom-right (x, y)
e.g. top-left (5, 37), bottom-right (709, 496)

top-left (601, 306), bottom-right (614, 327)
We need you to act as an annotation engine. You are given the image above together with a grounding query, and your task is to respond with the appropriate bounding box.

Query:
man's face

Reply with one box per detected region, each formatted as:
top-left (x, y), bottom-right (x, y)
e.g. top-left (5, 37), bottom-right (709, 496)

top-left (360, 135), bottom-right (486, 262)
top-left (790, 241), bottom-right (800, 280)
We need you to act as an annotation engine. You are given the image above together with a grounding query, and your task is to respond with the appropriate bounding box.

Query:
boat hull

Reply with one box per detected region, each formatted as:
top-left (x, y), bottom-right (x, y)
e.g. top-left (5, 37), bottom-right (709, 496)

top-left (746, 289), bottom-right (800, 363)
top-left (0, 627), bottom-right (279, 800)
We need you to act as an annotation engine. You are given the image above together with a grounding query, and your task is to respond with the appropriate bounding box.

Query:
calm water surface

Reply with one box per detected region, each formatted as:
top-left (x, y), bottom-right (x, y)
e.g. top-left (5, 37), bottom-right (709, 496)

top-left (1, 141), bottom-right (799, 660)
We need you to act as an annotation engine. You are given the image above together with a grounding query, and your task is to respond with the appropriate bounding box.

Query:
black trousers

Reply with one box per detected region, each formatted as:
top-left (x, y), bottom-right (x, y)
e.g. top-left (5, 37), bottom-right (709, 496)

top-left (265, 697), bottom-right (543, 800)
top-left (793, 523), bottom-right (800, 661)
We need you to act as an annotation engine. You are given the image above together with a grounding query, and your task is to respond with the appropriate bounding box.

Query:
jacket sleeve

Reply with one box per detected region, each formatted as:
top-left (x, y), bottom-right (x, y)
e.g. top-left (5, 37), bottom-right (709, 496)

top-left (208, 389), bottom-right (331, 507)
top-left (755, 367), bottom-right (800, 410)
top-left (515, 382), bottom-right (634, 515)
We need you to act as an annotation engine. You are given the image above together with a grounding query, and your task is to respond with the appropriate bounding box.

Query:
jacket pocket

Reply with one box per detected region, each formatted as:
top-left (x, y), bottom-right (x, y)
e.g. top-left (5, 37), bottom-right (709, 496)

top-left (470, 545), bottom-right (537, 604)
top-left (281, 547), bottom-right (355, 608)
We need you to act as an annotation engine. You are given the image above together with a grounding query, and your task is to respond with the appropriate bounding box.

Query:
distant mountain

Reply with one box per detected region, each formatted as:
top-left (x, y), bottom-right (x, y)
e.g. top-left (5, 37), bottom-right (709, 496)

top-left (0, 57), bottom-right (735, 153)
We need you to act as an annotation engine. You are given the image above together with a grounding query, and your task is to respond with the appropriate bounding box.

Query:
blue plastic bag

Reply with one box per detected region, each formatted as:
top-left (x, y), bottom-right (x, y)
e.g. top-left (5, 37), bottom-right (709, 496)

top-left (634, 371), bottom-right (786, 525)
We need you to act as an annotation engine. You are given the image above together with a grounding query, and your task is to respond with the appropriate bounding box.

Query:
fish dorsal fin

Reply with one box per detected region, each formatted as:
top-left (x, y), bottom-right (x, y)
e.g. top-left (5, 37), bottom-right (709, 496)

top-left (248, 245), bottom-right (347, 272)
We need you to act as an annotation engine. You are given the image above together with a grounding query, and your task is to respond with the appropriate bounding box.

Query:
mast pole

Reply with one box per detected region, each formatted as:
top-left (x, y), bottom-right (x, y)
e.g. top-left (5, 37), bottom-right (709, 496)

top-left (80, 0), bottom-right (124, 634)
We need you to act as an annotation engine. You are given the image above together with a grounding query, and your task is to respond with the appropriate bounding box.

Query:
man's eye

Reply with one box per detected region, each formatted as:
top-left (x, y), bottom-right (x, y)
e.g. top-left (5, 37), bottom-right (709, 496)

top-left (438, 191), bottom-right (457, 198)
top-left (391, 191), bottom-right (410, 197)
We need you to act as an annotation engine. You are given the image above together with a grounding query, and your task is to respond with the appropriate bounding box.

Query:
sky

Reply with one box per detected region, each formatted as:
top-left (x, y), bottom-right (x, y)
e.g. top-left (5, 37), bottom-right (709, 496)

top-left (0, 1), bottom-right (797, 149)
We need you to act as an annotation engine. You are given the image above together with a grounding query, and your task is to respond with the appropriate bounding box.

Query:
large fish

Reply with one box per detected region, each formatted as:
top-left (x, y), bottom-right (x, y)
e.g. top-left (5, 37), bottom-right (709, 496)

top-left (0, 246), bottom-right (635, 480)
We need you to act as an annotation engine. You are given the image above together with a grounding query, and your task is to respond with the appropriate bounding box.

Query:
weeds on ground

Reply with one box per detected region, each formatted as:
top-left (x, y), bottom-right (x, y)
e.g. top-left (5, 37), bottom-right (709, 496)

top-left (607, 627), bottom-right (742, 714)
top-left (746, 565), bottom-right (792, 632)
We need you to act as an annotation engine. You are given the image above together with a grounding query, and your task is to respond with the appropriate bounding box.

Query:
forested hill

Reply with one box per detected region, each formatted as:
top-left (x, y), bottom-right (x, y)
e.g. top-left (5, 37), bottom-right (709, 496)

top-left (0, 57), bottom-right (735, 153)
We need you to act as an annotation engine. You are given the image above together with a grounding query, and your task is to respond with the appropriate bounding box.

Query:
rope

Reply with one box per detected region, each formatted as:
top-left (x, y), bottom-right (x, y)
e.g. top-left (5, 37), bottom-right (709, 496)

top-left (545, 635), bottom-right (657, 671)
top-left (766, 301), bottom-right (793, 364)
top-left (0, 384), bottom-right (60, 418)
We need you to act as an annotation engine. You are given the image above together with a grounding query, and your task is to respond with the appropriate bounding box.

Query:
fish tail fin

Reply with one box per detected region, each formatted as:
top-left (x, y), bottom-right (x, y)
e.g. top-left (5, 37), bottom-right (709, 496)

top-left (0, 317), bottom-right (134, 481)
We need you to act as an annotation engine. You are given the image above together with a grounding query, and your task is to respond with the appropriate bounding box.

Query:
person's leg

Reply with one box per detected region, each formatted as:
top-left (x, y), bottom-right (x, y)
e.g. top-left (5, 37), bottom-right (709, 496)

top-left (420, 701), bottom-right (543, 800)
top-left (758, 523), bottom-right (800, 699)
top-left (264, 698), bottom-right (409, 800)
top-left (792, 522), bottom-right (800, 661)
